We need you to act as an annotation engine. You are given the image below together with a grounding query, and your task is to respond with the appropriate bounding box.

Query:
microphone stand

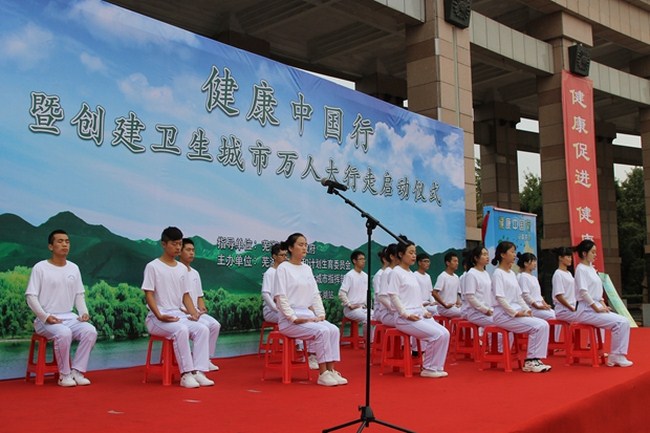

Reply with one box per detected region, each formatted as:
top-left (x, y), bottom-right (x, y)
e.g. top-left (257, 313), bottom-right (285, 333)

top-left (321, 184), bottom-right (415, 433)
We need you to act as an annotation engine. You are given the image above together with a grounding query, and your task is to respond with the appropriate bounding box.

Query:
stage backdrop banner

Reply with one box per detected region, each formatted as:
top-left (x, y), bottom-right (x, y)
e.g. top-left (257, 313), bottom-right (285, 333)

top-left (561, 70), bottom-right (603, 269)
top-left (0, 0), bottom-right (465, 358)
top-left (482, 206), bottom-right (537, 275)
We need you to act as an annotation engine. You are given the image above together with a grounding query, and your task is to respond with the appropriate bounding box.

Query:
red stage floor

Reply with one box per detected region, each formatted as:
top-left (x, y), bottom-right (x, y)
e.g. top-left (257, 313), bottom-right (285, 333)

top-left (4, 328), bottom-right (649, 433)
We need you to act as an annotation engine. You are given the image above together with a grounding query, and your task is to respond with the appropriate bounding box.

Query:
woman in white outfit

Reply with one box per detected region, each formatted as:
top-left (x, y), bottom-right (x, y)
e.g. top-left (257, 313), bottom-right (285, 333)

top-left (388, 238), bottom-right (450, 378)
top-left (517, 252), bottom-right (555, 320)
top-left (491, 241), bottom-right (551, 373)
top-left (460, 245), bottom-right (494, 328)
top-left (551, 247), bottom-right (578, 323)
top-left (376, 243), bottom-right (399, 327)
top-left (272, 233), bottom-right (348, 386)
top-left (574, 240), bottom-right (633, 367)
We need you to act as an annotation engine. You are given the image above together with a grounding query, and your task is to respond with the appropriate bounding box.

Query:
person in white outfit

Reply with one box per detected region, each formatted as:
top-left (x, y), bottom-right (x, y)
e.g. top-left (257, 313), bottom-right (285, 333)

top-left (551, 247), bottom-right (578, 323)
top-left (338, 250), bottom-right (370, 337)
top-left (414, 253), bottom-right (438, 315)
top-left (491, 241), bottom-right (551, 373)
top-left (388, 238), bottom-right (450, 378)
top-left (25, 229), bottom-right (97, 387)
top-left (574, 239), bottom-right (633, 367)
top-left (376, 243), bottom-right (399, 327)
top-left (179, 238), bottom-right (221, 372)
top-left (517, 252), bottom-right (555, 321)
top-left (142, 227), bottom-right (214, 388)
top-left (272, 233), bottom-right (348, 387)
top-left (432, 251), bottom-right (462, 319)
top-left (261, 243), bottom-right (287, 323)
top-left (460, 245), bottom-right (494, 329)
top-left (371, 247), bottom-right (388, 320)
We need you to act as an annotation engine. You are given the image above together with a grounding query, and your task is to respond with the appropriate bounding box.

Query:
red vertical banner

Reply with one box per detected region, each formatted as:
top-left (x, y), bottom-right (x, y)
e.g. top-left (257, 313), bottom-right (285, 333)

top-left (561, 70), bottom-right (604, 270)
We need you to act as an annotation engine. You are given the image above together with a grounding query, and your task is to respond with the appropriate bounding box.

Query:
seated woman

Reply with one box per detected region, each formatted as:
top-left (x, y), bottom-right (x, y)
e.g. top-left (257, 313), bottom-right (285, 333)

top-left (517, 252), bottom-right (555, 321)
top-left (460, 244), bottom-right (494, 328)
top-left (272, 232), bottom-right (348, 386)
top-left (491, 241), bottom-right (551, 373)
top-left (574, 239), bottom-right (633, 367)
top-left (387, 237), bottom-right (450, 378)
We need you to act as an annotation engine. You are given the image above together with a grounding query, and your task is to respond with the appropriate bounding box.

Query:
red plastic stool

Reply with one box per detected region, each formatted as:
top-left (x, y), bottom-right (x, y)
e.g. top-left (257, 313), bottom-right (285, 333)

top-left (568, 323), bottom-right (608, 367)
top-left (479, 326), bottom-right (522, 372)
top-left (370, 321), bottom-right (387, 365)
top-left (546, 319), bottom-right (571, 358)
top-left (452, 320), bottom-right (480, 362)
top-left (340, 317), bottom-right (364, 349)
top-left (25, 333), bottom-right (59, 385)
top-left (143, 335), bottom-right (179, 385)
top-left (262, 331), bottom-right (312, 384)
top-left (433, 315), bottom-right (451, 330)
top-left (380, 328), bottom-right (422, 377)
top-left (258, 321), bottom-right (279, 356)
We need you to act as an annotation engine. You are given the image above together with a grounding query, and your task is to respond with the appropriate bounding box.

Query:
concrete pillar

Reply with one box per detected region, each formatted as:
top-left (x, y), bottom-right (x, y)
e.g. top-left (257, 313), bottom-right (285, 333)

top-left (405, 0), bottom-right (479, 242)
top-left (476, 102), bottom-right (521, 210)
top-left (631, 57), bottom-right (650, 304)
top-left (530, 12), bottom-right (593, 291)
top-left (595, 122), bottom-right (622, 290)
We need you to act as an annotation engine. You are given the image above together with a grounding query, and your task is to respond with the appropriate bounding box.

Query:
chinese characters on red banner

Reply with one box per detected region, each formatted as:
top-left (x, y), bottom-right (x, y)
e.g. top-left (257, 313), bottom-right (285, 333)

top-left (561, 70), bottom-right (604, 270)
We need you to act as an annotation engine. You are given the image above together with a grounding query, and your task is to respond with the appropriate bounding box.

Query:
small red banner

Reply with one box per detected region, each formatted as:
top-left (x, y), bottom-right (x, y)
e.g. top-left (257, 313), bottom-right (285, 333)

top-left (561, 70), bottom-right (603, 270)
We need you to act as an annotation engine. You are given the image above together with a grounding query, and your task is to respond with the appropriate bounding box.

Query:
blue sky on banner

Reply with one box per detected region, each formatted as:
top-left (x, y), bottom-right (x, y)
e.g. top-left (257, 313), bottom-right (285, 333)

top-left (0, 0), bottom-right (465, 253)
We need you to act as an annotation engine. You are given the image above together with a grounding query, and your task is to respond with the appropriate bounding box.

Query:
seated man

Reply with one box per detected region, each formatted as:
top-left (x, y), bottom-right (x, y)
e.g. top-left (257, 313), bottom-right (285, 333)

top-left (25, 229), bottom-right (97, 387)
top-left (142, 227), bottom-right (214, 388)
top-left (338, 250), bottom-right (370, 337)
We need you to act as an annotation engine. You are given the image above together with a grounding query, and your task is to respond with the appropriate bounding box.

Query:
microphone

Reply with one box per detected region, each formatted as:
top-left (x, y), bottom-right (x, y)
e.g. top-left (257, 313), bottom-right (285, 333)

top-left (320, 178), bottom-right (348, 191)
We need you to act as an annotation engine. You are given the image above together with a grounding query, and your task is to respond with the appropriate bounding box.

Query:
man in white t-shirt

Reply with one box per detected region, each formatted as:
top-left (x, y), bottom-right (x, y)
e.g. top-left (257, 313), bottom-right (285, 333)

top-left (414, 253), bottom-right (438, 315)
top-left (261, 243), bottom-right (288, 323)
top-left (25, 229), bottom-right (97, 387)
top-left (338, 251), bottom-right (370, 336)
top-left (432, 251), bottom-right (462, 318)
top-left (142, 227), bottom-right (214, 388)
top-left (179, 238), bottom-right (221, 371)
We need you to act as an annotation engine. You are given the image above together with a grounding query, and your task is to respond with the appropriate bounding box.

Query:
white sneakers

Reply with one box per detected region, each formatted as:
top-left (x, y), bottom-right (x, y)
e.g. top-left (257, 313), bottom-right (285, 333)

top-left (58, 373), bottom-right (76, 387)
top-left (317, 370), bottom-right (349, 387)
top-left (180, 371), bottom-right (215, 388)
top-left (308, 354), bottom-right (319, 370)
top-left (607, 354), bottom-right (634, 367)
top-left (522, 359), bottom-right (552, 373)
top-left (58, 370), bottom-right (91, 387)
top-left (420, 369), bottom-right (448, 378)
top-left (70, 369), bottom-right (91, 385)
top-left (208, 361), bottom-right (220, 371)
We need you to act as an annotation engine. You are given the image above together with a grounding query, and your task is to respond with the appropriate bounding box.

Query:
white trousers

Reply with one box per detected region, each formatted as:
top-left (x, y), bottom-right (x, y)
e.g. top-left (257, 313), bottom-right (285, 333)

top-left (34, 312), bottom-right (97, 375)
top-left (199, 313), bottom-right (221, 357)
top-left (263, 306), bottom-right (280, 323)
top-left (462, 308), bottom-right (495, 328)
top-left (377, 310), bottom-right (397, 327)
top-left (531, 308), bottom-right (556, 321)
top-left (576, 302), bottom-right (630, 355)
top-left (493, 307), bottom-right (550, 359)
top-left (146, 311), bottom-right (210, 373)
top-left (279, 308), bottom-right (340, 364)
top-left (395, 309), bottom-right (450, 372)
top-left (437, 305), bottom-right (462, 319)
top-left (344, 306), bottom-right (370, 336)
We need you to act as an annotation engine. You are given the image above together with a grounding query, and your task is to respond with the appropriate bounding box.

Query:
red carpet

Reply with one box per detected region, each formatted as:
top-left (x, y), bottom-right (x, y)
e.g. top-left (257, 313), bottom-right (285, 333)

top-left (4, 328), bottom-right (649, 433)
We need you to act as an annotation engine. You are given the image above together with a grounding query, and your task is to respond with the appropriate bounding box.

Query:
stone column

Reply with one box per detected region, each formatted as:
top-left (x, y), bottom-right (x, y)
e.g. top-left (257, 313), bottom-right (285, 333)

top-left (476, 102), bottom-right (521, 210)
top-left (530, 12), bottom-right (593, 292)
top-left (631, 57), bottom-right (650, 303)
top-left (595, 122), bottom-right (622, 289)
top-left (405, 0), bottom-right (479, 242)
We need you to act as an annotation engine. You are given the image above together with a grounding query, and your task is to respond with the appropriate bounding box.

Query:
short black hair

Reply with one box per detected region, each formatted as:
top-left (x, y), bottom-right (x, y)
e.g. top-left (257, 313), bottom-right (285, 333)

top-left (161, 226), bottom-right (183, 242)
top-left (351, 250), bottom-right (365, 261)
top-left (48, 229), bottom-right (67, 245)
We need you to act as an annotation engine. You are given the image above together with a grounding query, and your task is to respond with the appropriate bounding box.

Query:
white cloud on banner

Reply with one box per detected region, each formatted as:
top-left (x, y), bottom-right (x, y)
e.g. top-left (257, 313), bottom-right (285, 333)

top-left (0, 22), bottom-right (53, 69)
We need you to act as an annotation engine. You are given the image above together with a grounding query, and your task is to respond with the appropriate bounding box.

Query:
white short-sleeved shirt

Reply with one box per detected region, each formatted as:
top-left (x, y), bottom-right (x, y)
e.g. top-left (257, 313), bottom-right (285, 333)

top-left (273, 261), bottom-right (319, 308)
top-left (262, 266), bottom-right (276, 297)
top-left (379, 267), bottom-right (394, 296)
top-left (372, 268), bottom-right (384, 304)
top-left (491, 267), bottom-right (525, 312)
top-left (462, 267), bottom-right (492, 306)
top-left (388, 266), bottom-right (424, 310)
top-left (574, 263), bottom-right (603, 303)
top-left (434, 271), bottom-right (460, 305)
top-left (25, 260), bottom-right (84, 314)
top-left (141, 258), bottom-right (188, 312)
top-left (518, 272), bottom-right (543, 302)
top-left (339, 269), bottom-right (368, 305)
top-left (552, 269), bottom-right (576, 305)
top-left (185, 266), bottom-right (204, 308)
